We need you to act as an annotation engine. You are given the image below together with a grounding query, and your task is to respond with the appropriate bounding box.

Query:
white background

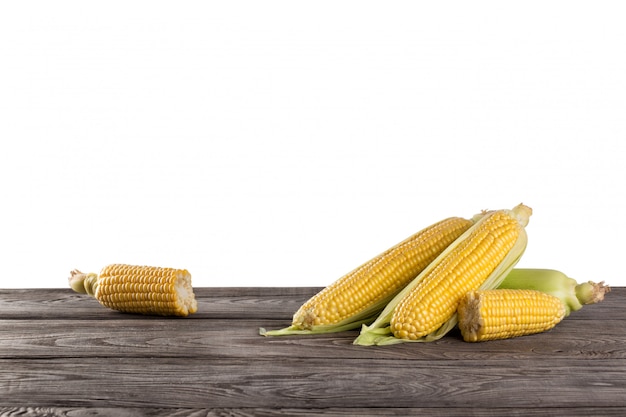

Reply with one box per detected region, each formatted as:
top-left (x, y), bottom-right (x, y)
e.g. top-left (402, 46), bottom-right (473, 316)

top-left (1, 1), bottom-right (625, 289)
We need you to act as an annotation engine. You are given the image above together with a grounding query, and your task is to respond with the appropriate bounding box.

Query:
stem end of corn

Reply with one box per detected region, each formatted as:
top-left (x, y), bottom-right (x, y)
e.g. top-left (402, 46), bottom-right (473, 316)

top-left (511, 203), bottom-right (533, 227)
top-left (575, 281), bottom-right (611, 306)
top-left (69, 269), bottom-right (98, 296)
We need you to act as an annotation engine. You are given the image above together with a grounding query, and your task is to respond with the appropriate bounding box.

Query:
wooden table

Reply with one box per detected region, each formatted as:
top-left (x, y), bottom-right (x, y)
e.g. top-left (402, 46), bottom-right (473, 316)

top-left (1, 287), bottom-right (624, 416)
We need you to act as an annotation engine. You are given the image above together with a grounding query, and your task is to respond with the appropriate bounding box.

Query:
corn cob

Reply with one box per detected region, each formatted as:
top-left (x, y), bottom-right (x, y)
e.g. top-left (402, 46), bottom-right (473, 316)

top-left (456, 268), bottom-right (612, 342)
top-left (457, 289), bottom-right (566, 342)
top-left (69, 264), bottom-right (198, 317)
top-left (498, 268), bottom-right (610, 316)
top-left (354, 203), bottom-right (531, 345)
top-left (261, 215), bottom-right (476, 336)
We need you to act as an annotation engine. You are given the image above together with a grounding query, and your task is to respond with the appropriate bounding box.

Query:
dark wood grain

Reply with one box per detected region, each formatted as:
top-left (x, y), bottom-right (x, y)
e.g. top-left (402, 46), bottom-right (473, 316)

top-left (0, 287), bottom-right (624, 415)
top-left (2, 357), bottom-right (625, 409)
top-left (1, 287), bottom-right (621, 320)
top-left (0, 287), bottom-right (316, 320)
top-left (3, 407), bottom-right (626, 417)
top-left (1, 317), bottom-right (625, 361)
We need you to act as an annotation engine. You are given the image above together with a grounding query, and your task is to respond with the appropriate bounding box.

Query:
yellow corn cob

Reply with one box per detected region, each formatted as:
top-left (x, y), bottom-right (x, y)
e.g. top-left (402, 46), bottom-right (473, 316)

top-left (355, 203), bottom-right (531, 345)
top-left (498, 268), bottom-right (610, 316)
top-left (261, 216), bottom-right (475, 336)
top-left (69, 264), bottom-right (198, 317)
top-left (457, 289), bottom-right (566, 342)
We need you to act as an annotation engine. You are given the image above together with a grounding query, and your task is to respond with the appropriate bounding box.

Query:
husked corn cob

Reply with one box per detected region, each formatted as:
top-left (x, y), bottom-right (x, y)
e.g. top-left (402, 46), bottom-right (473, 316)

top-left (390, 209), bottom-right (524, 340)
top-left (498, 268), bottom-right (610, 316)
top-left (69, 264), bottom-right (198, 317)
top-left (261, 216), bottom-right (475, 336)
top-left (457, 289), bottom-right (566, 342)
top-left (355, 203), bottom-right (531, 345)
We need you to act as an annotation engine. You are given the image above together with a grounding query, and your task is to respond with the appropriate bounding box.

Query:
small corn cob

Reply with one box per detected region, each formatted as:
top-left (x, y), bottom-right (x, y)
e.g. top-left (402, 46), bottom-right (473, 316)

top-left (457, 289), bottom-right (566, 342)
top-left (69, 264), bottom-right (198, 317)
top-left (355, 203), bottom-right (531, 345)
top-left (498, 268), bottom-right (610, 316)
top-left (261, 215), bottom-right (475, 336)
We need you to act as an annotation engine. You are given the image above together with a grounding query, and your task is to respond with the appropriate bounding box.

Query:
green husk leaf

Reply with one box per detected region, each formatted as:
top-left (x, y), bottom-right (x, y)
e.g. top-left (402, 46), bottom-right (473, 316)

top-left (259, 303), bottom-right (385, 336)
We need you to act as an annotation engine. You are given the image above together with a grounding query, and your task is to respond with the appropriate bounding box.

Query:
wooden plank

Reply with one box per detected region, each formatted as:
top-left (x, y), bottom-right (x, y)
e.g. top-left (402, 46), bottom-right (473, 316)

top-left (1, 287), bottom-right (623, 321)
top-left (0, 287), bottom-right (318, 321)
top-left (2, 317), bottom-right (625, 361)
top-left (1, 287), bottom-right (625, 414)
top-left (3, 407), bottom-right (626, 417)
top-left (1, 358), bottom-right (625, 409)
